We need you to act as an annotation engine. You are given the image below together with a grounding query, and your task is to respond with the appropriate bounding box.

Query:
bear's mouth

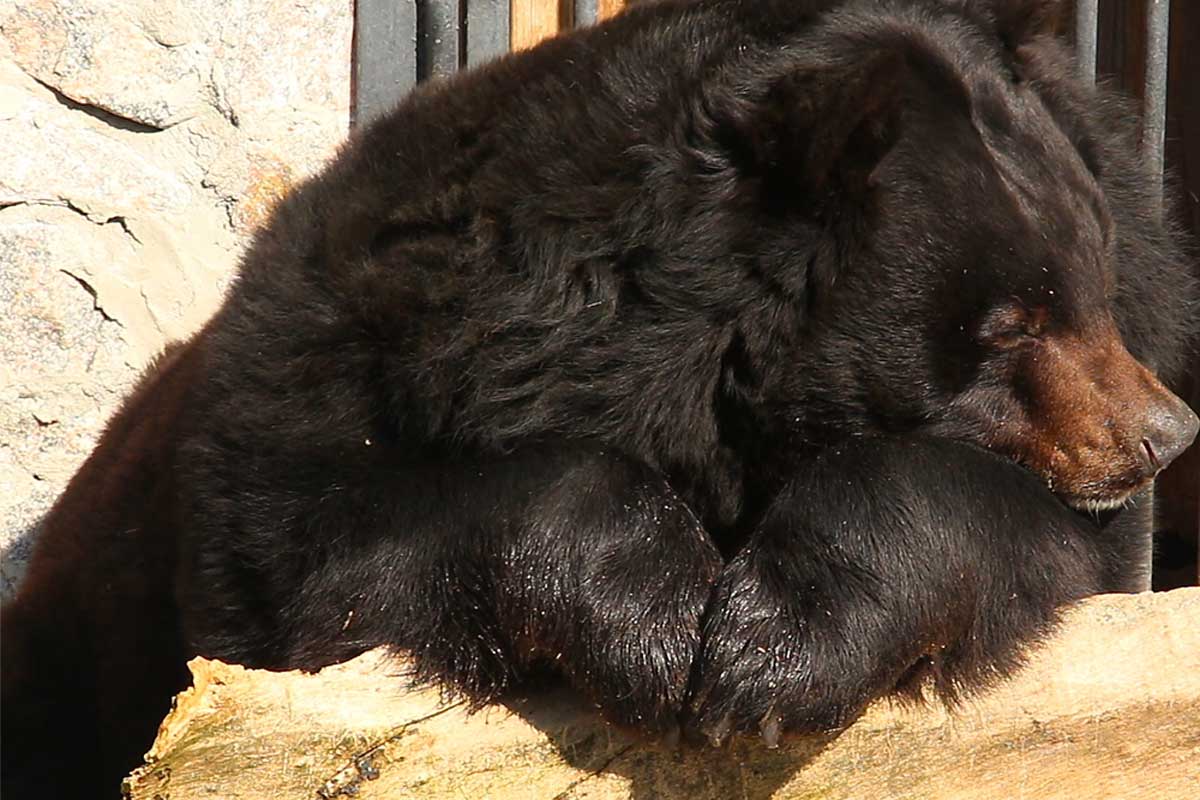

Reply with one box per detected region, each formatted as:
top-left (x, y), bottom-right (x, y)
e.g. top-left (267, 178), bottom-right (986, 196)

top-left (1063, 491), bottom-right (1137, 514)
top-left (1058, 479), bottom-right (1150, 515)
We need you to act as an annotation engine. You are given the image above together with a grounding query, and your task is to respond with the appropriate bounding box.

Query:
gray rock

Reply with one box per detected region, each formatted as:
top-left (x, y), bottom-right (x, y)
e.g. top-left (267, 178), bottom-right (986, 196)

top-left (1, 0), bottom-right (352, 596)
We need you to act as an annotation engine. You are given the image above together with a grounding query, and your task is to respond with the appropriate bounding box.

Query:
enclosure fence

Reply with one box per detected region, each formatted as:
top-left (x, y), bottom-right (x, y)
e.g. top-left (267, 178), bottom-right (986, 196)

top-left (354, 0), bottom-right (1176, 168)
top-left (354, 0), bottom-right (626, 125)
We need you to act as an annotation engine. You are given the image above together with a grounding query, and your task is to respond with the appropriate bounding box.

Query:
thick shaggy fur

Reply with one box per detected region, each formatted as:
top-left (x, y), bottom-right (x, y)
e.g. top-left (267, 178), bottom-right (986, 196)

top-left (3, 1), bottom-right (1197, 796)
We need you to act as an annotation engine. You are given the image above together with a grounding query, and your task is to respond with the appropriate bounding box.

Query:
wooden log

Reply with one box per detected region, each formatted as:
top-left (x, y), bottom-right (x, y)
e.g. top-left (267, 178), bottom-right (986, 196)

top-left (124, 589), bottom-right (1200, 799)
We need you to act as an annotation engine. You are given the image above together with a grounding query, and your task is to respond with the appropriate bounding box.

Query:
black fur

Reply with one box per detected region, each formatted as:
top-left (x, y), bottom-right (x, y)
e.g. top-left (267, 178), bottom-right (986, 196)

top-left (687, 435), bottom-right (1145, 741)
top-left (3, 1), bottom-right (1197, 796)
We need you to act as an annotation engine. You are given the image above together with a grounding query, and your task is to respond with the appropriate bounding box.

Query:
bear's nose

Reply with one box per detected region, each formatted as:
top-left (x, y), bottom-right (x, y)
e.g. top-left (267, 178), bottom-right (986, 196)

top-left (1139, 400), bottom-right (1200, 476)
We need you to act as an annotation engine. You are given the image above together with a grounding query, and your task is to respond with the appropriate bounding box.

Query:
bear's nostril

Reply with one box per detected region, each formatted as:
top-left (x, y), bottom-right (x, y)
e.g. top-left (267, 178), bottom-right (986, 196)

top-left (1140, 403), bottom-right (1200, 476)
top-left (1141, 438), bottom-right (1161, 471)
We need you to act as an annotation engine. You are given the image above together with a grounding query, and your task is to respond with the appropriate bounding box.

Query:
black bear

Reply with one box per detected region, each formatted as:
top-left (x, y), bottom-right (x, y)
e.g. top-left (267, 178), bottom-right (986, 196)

top-left (3, 0), bottom-right (1198, 796)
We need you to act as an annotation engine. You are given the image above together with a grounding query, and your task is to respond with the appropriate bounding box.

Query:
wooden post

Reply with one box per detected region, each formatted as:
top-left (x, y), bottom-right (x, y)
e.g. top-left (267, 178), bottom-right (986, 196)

top-left (597, 0), bottom-right (626, 21)
top-left (511, 0), bottom-right (563, 50)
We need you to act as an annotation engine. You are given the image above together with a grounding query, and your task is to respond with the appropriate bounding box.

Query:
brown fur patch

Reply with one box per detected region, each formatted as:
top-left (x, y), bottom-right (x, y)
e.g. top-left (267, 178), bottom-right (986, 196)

top-left (991, 319), bottom-right (1191, 507)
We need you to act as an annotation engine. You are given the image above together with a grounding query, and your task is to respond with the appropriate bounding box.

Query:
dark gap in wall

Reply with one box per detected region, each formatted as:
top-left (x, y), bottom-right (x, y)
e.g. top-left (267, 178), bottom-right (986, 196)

top-left (459, 0), bottom-right (468, 69)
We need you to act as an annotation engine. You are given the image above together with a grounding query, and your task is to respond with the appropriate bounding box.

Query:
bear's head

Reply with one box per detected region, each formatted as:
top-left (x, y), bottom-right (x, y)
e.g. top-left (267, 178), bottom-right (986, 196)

top-left (719, 0), bottom-right (1198, 510)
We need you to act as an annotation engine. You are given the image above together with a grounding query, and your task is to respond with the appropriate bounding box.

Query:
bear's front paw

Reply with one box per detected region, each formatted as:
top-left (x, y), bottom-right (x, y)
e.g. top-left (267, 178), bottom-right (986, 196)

top-left (562, 597), bottom-right (709, 736)
top-left (684, 550), bottom-right (887, 747)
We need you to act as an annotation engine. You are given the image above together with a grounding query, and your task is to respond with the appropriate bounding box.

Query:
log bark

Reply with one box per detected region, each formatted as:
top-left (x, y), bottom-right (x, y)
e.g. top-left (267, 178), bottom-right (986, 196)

top-left (124, 588), bottom-right (1200, 800)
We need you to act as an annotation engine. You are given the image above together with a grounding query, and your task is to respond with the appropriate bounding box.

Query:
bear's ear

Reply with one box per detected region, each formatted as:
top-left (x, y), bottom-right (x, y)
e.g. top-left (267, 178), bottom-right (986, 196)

top-left (977, 0), bottom-right (1068, 47)
top-left (719, 49), bottom-right (912, 203)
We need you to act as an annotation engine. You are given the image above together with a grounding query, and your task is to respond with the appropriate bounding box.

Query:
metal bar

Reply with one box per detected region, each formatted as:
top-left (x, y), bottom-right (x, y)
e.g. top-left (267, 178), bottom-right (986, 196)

top-left (1127, 495), bottom-right (1156, 593)
top-left (574, 0), bottom-right (598, 28)
top-left (419, 0), bottom-right (465, 81)
top-left (1075, 0), bottom-right (1098, 81)
top-left (1142, 0), bottom-right (1172, 593)
top-left (354, 0), bottom-right (419, 126)
top-left (1145, 0), bottom-right (1171, 181)
top-left (467, 0), bottom-right (511, 65)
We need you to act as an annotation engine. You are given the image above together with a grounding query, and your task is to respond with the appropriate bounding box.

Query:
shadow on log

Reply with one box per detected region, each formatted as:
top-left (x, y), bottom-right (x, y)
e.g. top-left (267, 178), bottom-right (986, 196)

top-left (125, 588), bottom-right (1200, 799)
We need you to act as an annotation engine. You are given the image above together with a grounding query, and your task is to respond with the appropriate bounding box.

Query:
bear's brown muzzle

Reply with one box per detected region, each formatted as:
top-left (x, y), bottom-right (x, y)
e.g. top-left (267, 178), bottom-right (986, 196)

top-left (998, 321), bottom-right (1198, 509)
